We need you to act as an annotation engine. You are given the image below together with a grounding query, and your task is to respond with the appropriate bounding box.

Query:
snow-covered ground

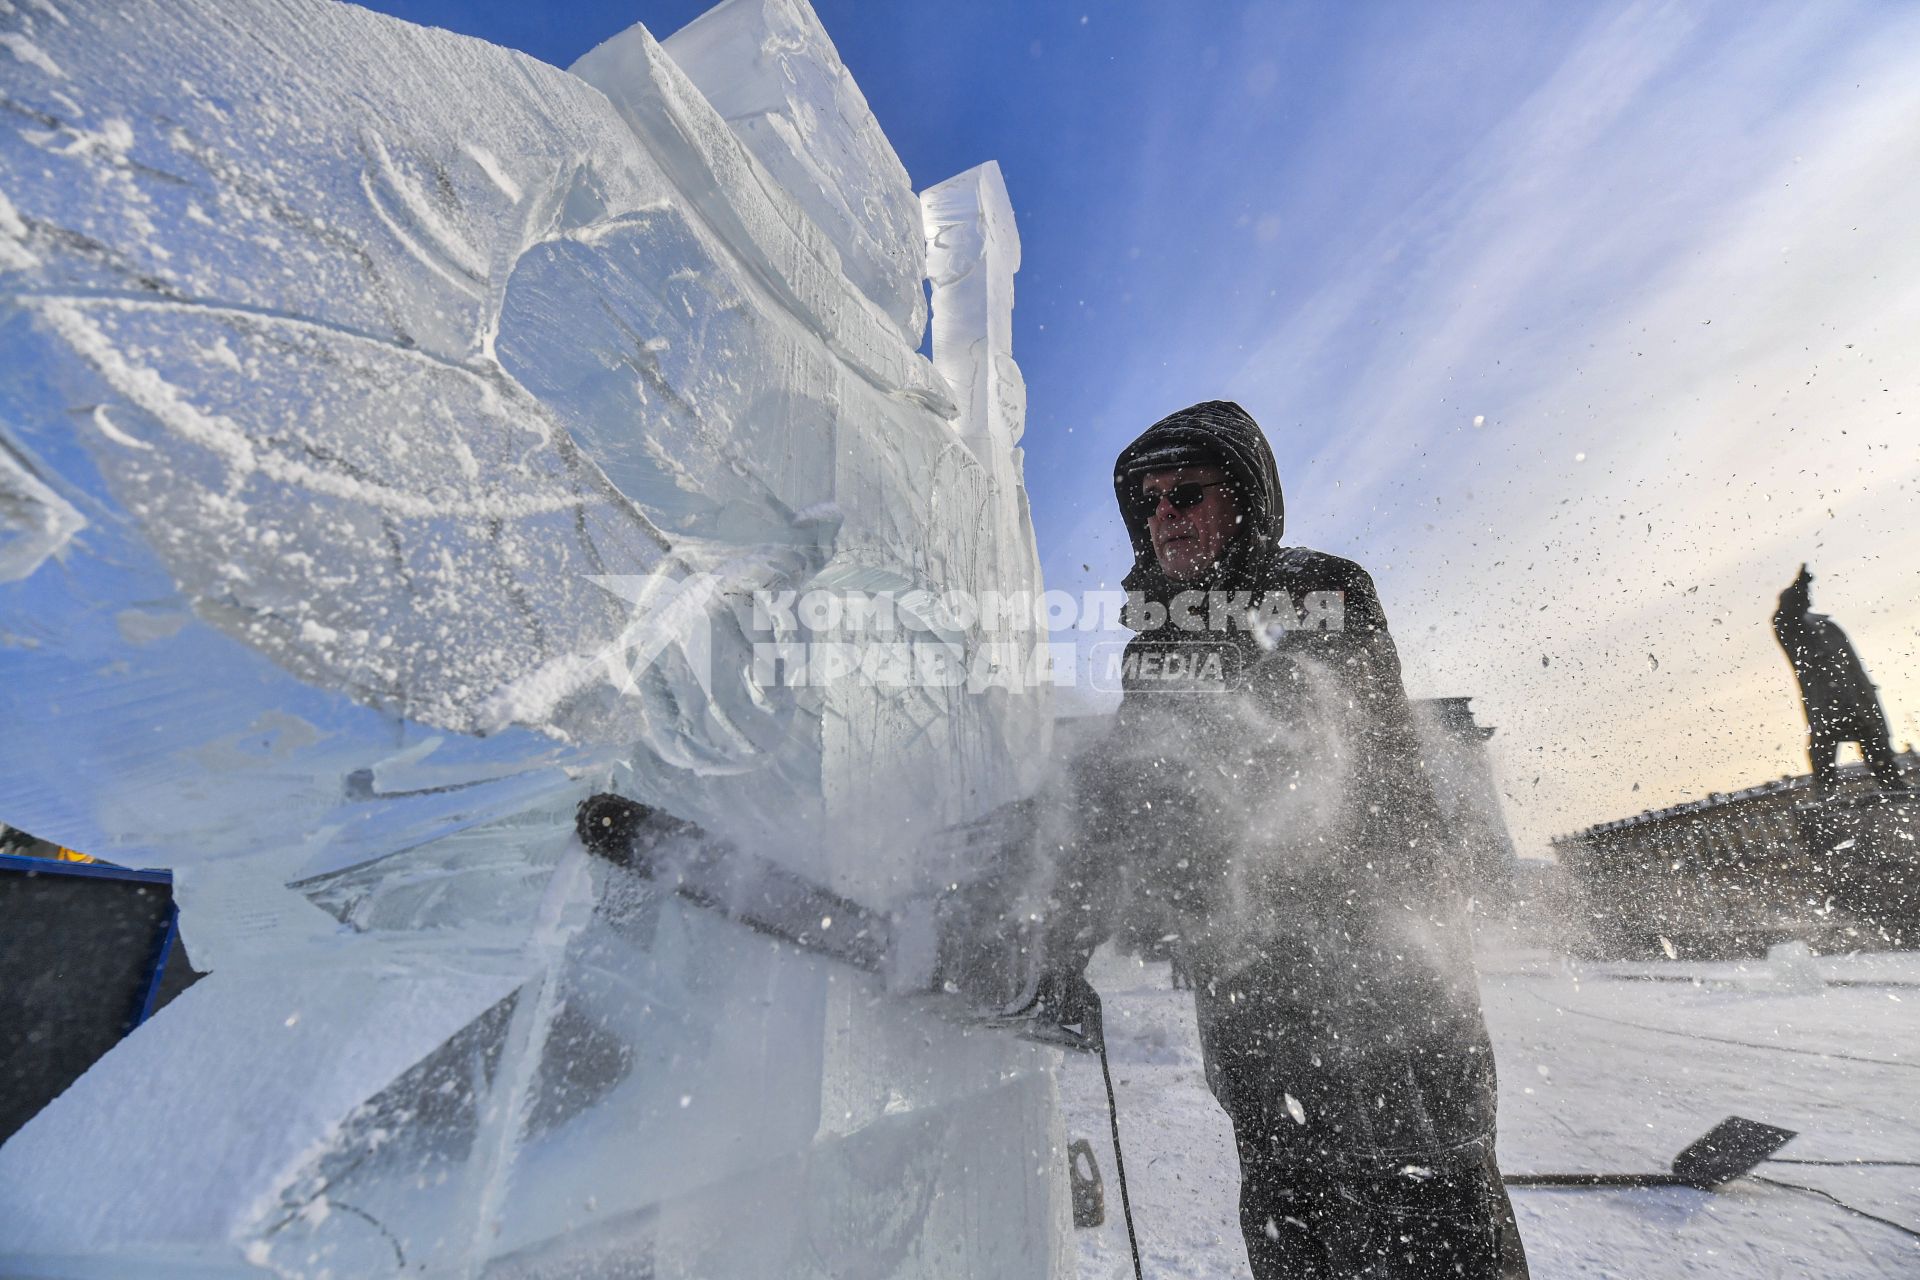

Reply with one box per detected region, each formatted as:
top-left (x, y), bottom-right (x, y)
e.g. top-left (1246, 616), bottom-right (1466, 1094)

top-left (1062, 945), bottom-right (1920, 1278)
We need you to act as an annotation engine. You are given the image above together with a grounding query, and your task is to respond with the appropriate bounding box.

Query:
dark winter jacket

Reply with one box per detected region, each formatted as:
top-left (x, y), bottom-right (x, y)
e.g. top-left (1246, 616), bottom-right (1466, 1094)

top-left (1061, 400), bottom-right (1497, 1176)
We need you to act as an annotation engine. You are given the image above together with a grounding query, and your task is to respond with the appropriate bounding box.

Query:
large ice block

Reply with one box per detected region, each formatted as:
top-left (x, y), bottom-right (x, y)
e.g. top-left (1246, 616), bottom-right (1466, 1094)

top-left (659, 0), bottom-right (930, 349)
top-left (0, 0), bottom-right (1062, 1274)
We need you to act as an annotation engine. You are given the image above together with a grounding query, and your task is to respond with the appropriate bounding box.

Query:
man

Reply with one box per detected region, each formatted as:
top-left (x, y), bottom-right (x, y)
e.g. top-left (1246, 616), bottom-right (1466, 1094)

top-left (1049, 401), bottom-right (1525, 1278)
top-left (1772, 565), bottom-right (1908, 792)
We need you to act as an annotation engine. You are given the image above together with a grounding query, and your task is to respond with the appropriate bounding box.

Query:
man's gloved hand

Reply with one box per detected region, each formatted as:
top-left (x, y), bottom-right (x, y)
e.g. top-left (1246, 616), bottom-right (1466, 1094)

top-left (1030, 968), bottom-right (1104, 1049)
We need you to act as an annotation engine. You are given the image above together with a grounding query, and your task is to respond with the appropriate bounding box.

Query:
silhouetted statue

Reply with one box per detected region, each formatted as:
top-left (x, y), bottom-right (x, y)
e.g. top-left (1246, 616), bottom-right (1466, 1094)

top-left (1773, 566), bottom-right (1907, 791)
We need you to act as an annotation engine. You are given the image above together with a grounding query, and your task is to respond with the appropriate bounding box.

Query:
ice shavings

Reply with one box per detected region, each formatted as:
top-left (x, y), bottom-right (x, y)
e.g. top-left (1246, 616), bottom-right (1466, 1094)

top-left (0, 31), bottom-right (63, 78)
top-left (23, 0), bottom-right (71, 26)
top-left (0, 190), bottom-right (37, 270)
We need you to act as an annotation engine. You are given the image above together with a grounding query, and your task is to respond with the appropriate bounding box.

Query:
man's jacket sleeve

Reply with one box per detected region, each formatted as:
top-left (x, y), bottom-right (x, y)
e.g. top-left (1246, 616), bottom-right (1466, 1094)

top-left (1246, 554), bottom-right (1456, 891)
top-left (1333, 564), bottom-right (1461, 897)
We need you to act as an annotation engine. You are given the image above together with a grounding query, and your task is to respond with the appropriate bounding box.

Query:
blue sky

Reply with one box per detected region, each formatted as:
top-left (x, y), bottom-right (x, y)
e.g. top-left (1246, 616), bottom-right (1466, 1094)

top-left (357, 0), bottom-right (1920, 855)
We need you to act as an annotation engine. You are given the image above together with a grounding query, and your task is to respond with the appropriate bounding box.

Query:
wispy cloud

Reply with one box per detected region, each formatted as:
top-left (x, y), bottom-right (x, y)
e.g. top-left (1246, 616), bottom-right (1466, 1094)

top-left (1221, 0), bottom-right (1920, 853)
top-left (1039, 0), bottom-right (1920, 856)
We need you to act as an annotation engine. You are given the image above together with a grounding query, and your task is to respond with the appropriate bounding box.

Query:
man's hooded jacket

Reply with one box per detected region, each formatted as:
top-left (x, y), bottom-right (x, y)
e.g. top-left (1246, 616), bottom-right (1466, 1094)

top-left (1062, 400), bottom-right (1497, 1175)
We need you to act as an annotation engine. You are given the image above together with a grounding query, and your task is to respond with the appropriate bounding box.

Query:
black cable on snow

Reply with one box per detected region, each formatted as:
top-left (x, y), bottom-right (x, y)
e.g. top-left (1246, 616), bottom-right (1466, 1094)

top-left (1505, 1171), bottom-right (1920, 1244)
top-left (1517, 987), bottom-right (1917, 1071)
top-left (1581, 973), bottom-right (1920, 991)
top-left (1771, 1157), bottom-right (1920, 1170)
top-left (1098, 1034), bottom-right (1145, 1280)
top-left (1750, 1175), bottom-right (1920, 1244)
top-left (1511, 1161), bottom-right (1920, 1181)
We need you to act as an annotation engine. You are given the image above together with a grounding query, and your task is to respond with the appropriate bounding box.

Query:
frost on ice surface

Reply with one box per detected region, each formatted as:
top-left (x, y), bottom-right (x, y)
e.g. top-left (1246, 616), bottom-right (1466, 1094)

top-left (0, 0), bottom-right (1063, 1274)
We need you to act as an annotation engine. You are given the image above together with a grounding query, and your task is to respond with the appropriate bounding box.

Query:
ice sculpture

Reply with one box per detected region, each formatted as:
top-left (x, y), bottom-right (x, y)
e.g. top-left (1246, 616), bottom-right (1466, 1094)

top-left (0, 0), bottom-right (1066, 1274)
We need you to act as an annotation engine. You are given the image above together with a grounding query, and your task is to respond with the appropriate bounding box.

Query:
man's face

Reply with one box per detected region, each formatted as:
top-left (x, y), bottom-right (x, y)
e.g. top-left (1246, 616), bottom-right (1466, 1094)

top-left (1140, 465), bottom-right (1240, 581)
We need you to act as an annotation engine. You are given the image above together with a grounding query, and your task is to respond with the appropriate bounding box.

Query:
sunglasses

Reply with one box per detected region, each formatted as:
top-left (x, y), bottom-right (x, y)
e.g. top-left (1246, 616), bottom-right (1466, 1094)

top-left (1132, 480), bottom-right (1227, 518)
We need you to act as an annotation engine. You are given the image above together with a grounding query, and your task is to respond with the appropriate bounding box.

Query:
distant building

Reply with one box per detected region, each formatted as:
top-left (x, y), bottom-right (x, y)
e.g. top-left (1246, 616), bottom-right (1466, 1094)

top-left (1550, 751), bottom-right (1919, 958)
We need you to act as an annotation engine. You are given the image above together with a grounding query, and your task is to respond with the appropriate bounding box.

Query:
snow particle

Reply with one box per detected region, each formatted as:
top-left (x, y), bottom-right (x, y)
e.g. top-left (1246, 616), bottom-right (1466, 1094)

top-left (1284, 1093), bottom-right (1306, 1125)
top-left (0, 33), bottom-right (66, 79)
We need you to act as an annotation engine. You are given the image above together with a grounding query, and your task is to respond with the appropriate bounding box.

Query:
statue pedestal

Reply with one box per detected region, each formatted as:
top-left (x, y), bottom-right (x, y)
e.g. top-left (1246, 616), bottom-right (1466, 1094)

top-left (1794, 791), bottom-right (1920, 945)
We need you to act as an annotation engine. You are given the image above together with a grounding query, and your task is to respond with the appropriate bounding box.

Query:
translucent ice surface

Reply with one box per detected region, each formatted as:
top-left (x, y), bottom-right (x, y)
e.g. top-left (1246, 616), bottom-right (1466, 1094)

top-left (0, 0), bottom-right (1062, 1274)
top-left (659, 0), bottom-right (931, 348)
